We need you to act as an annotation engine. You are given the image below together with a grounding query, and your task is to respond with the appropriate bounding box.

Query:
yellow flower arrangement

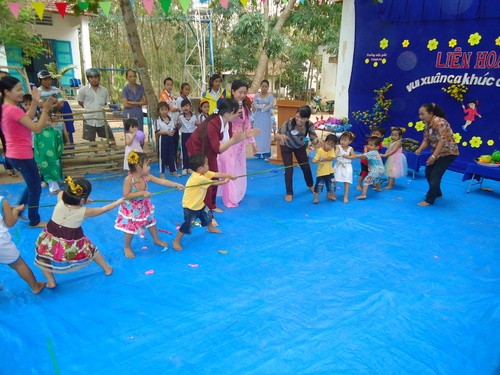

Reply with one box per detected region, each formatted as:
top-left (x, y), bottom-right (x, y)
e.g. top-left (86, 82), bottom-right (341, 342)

top-left (496, 37), bottom-right (500, 47)
top-left (442, 83), bottom-right (468, 102)
top-left (65, 176), bottom-right (83, 196)
top-left (427, 39), bottom-right (439, 51)
top-left (380, 38), bottom-right (389, 50)
top-left (468, 32), bottom-right (481, 46)
top-left (407, 121), bottom-right (414, 128)
top-left (487, 139), bottom-right (495, 146)
top-left (453, 133), bottom-right (462, 144)
top-left (470, 136), bottom-right (483, 148)
top-left (402, 39), bottom-right (410, 48)
top-left (448, 39), bottom-right (457, 48)
top-left (128, 150), bottom-right (140, 165)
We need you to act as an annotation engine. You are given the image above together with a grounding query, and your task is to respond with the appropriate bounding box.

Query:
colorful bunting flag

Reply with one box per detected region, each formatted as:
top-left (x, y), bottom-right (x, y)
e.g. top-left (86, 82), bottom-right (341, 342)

top-left (7, 2), bottom-right (22, 19)
top-left (55, 2), bottom-right (68, 18)
top-left (159, 0), bottom-right (171, 15)
top-left (179, 0), bottom-right (190, 12)
top-left (31, 2), bottom-right (45, 20)
top-left (219, 0), bottom-right (228, 8)
top-left (99, 1), bottom-right (111, 16)
top-left (143, 0), bottom-right (155, 15)
top-left (78, 2), bottom-right (90, 11)
top-left (240, 0), bottom-right (248, 6)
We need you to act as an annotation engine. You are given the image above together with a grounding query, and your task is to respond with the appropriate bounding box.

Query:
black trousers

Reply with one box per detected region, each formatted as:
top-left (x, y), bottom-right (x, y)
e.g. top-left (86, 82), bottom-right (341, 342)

top-left (281, 144), bottom-right (313, 195)
top-left (424, 154), bottom-right (457, 204)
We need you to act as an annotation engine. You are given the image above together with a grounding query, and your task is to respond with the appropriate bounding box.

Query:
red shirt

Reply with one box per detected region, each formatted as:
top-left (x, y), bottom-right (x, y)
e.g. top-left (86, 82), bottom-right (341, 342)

top-left (1, 104), bottom-right (33, 159)
top-left (187, 115), bottom-right (232, 171)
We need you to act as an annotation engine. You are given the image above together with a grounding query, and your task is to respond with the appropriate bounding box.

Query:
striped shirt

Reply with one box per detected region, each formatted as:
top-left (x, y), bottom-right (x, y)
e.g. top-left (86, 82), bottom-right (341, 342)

top-left (278, 118), bottom-right (318, 149)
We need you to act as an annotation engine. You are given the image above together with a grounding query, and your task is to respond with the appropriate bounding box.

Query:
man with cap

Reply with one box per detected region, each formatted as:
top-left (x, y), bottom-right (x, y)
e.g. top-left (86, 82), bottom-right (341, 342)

top-left (37, 70), bottom-right (64, 112)
top-left (77, 68), bottom-right (115, 143)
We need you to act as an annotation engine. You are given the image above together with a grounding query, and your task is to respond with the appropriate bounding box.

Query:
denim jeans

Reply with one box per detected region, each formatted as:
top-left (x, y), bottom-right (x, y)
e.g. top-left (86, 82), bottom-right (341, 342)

top-left (6, 157), bottom-right (42, 226)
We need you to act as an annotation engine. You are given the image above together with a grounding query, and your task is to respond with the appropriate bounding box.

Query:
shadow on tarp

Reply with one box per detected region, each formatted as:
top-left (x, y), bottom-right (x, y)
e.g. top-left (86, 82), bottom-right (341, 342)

top-left (0, 159), bottom-right (499, 374)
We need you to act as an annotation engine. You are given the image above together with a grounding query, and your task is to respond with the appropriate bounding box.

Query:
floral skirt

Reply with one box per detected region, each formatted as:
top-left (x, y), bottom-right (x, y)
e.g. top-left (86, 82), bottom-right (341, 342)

top-left (35, 222), bottom-right (97, 274)
top-left (114, 197), bottom-right (156, 237)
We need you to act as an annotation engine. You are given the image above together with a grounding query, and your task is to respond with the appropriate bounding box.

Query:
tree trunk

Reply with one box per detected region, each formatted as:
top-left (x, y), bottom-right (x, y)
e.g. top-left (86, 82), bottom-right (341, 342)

top-left (119, 0), bottom-right (158, 119)
top-left (249, 0), bottom-right (297, 93)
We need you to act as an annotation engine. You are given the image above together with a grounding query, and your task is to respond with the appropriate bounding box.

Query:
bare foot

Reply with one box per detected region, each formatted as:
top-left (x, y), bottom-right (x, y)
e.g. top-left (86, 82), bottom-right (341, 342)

top-left (373, 187), bottom-right (382, 192)
top-left (208, 227), bottom-right (222, 234)
top-left (285, 195), bottom-right (293, 202)
top-left (308, 186), bottom-right (314, 193)
top-left (172, 240), bottom-right (182, 251)
top-left (104, 266), bottom-right (113, 276)
top-left (32, 281), bottom-right (47, 294)
top-left (313, 195), bottom-right (319, 204)
top-left (46, 282), bottom-right (56, 289)
top-left (418, 201), bottom-right (432, 206)
top-left (211, 218), bottom-right (219, 227)
top-left (213, 207), bottom-right (223, 213)
top-left (154, 240), bottom-right (168, 248)
top-left (356, 185), bottom-right (362, 191)
top-left (124, 247), bottom-right (135, 258)
top-left (327, 193), bottom-right (336, 201)
top-left (385, 185), bottom-right (393, 190)
top-left (356, 195), bottom-right (367, 200)
top-left (343, 196), bottom-right (349, 204)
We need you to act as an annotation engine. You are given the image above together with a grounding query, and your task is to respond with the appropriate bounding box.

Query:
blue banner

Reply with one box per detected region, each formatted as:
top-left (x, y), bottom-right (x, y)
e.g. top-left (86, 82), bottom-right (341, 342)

top-left (349, 0), bottom-right (500, 171)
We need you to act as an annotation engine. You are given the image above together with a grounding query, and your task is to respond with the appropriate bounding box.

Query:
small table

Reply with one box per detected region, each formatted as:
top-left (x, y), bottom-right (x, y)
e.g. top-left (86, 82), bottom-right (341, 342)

top-left (462, 162), bottom-right (500, 192)
top-left (404, 150), bottom-right (431, 178)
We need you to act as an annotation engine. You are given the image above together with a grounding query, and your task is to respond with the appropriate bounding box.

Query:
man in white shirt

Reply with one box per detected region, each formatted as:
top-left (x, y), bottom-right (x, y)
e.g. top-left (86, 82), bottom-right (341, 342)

top-left (77, 68), bottom-right (115, 142)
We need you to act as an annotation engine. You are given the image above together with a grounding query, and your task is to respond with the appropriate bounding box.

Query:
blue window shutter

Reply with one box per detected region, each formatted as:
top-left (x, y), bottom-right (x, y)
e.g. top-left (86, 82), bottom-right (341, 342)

top-left (53, 40), bottom-right (74, 86)
top-left (5, 46), bottom-right (28, 91)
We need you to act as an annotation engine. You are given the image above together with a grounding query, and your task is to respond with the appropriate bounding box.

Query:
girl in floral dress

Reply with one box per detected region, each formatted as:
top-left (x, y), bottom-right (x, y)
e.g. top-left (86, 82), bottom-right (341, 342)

top-left (115, 151), bottom-right (184, 258)
top-left (35, 177), bottom-right (124, 288)
top-left (381, 126), bottom-right (407, 189)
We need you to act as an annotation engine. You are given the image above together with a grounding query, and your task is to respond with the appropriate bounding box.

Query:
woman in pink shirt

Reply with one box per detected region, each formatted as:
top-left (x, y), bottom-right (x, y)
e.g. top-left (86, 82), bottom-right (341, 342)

top-left (0, 76), bottom-right (56, 228)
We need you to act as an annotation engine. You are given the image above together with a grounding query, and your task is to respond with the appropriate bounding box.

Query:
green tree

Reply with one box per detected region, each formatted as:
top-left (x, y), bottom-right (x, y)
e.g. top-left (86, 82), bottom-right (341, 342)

top-left (0, 2), bottom-right (45, 64)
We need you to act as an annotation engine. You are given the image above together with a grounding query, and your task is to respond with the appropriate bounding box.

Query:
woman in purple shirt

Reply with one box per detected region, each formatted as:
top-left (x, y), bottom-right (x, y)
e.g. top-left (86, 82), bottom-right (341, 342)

top-left (121, 69), bottom-right (147, 132)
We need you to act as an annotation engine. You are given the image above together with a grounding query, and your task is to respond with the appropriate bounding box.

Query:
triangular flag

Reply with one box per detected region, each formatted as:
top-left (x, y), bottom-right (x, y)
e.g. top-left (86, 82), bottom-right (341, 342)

top-left (31, 2), bottom-right (45, 20)
top-left (99, 1), bottom-right (111, 16)
top-left (260, 0), bottom-right (267, 2)
top-left (299, 0), bottom-right (304, 3)
top-left (179, 0), bottom-right (189, 12)
top-left (240, 0), bottom-right (248, 6)
top-left (219, 0), bottom-right (228, 8)
top-left (200, 0), bottom-right (208, 3)
top-left (78, 2), bottom-right (89, 10)
top-left (143, 0), bottom-right (154, 15)
top-left (7, 2), bottom-right (22, 19)
top-left (159, 0), bottom-right (171, 15)
top-left (55, 2), bottom-right (67, 18)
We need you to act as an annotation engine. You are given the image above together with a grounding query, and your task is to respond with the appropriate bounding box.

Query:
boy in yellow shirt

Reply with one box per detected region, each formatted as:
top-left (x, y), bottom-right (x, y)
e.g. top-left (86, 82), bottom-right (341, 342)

top-left (311, 134), bottom-right (338, 204)
top-left (173, 154), bottom-right (235, 251)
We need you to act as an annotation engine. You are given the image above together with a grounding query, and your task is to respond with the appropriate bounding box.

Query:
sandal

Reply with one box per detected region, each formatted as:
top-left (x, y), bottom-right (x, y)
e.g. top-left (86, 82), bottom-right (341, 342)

top-left (6, 171), bottom-right (18, 178)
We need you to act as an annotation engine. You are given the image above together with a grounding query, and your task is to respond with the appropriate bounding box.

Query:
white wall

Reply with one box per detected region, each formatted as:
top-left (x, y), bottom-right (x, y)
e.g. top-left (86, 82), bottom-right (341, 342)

top-left (334, 0), bottom-right (355, 118)
top-left (319, 47), bottom-right (338, 100)
top-left (0, 46), bottom-right (7, 67)
top-left (31, 13), bottom-right (86, 80)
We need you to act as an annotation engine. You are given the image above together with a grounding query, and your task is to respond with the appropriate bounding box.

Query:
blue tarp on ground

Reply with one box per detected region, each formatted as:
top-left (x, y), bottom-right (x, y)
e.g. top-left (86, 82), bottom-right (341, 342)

top-left (1, 158), bottom-right (499, 373)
